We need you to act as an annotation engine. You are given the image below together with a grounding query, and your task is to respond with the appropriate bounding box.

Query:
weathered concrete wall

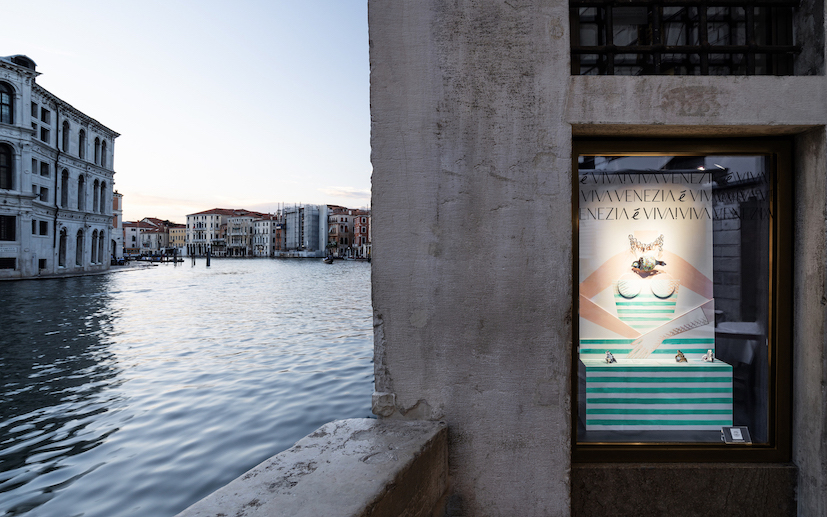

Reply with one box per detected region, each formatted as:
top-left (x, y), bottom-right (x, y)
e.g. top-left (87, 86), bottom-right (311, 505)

top-left (567, 77), bottom-right (827, 129)
top-left (793, 127), bottom-right (827, 516)
top-left (175, 419), bottom-right (448, 517)
top-left (370, 1), bottom-right (827, 516)
top-left (794, 0), bottom-right (826, 75)
top-left (370, 1), bottom-right (572, 515)
top-left (572, 463), bottom-right (798, 517)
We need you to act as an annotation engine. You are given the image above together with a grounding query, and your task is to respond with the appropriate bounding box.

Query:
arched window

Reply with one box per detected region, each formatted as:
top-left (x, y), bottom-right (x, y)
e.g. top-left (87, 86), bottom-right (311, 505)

top-left (76, 230), bottom-right (84, 266)
top-left (77, 175), bottom-right (85, 210)
top-left (0, 82), bottom-right (13, 124)
top-left (94, 137), bottom-right (100, 165)
top-left (0, 143), bottom-right (11, 190)
top-left (91, 230), bottom-right (98, 263)
top-left (61, 169), bottom-right (69, 208)
top-left (101, 140), bottom-right (107, 168)
top-left (58, 228), bottom-right (67, 267)
top-left (62, 120), bottom-right (70, 152)
top-left (92, 179), bottom-right (99, 213)
top-left (78, 129), bottom-right (86, 159)
top-left (99, 181), bottom-right (106, 214)
top-left (98, 230), bottom-right (105, 262)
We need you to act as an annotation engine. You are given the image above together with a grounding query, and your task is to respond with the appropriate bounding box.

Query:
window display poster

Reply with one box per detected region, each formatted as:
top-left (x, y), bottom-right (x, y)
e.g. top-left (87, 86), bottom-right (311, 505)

top-left (578, 166), bottom-right (715, 359)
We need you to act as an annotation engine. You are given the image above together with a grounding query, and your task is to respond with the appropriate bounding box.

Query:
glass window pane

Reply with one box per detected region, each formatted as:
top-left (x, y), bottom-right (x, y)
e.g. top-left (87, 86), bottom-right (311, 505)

top-left (577, 153), bottom-right (771, 444)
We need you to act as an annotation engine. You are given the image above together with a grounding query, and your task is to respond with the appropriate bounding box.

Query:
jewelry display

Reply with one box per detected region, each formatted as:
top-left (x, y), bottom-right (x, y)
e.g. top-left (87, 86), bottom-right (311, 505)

top-left (629, 234), bottom-right (664, 256)
top-left (632, 255), bottom-right (667, 273)
top-left (579, 171), bottom-right (729, 434)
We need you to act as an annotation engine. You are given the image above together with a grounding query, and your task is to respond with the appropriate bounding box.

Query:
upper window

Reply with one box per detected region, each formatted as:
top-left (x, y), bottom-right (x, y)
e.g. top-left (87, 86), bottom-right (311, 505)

top-left (78, 175), bottom-right (85, 210)
top-left (40, 107), bottom-right (50, 125)
top-left (0, 143), bottom-right (12, 190)
top-left (571, 1), bottom-right (798, 75)
top-left (61, 170), bottom-right (69, 208)
top-left (0, 215), bottom-right (15, 241)
top-left (0, 83), bottom-right (13, 124)
top-left (101, 140), bottom-right (107, 168)
top-left (93, 179), bottom-right (99, 213)
top-left (573, 138), bottom-right (791, 462)
top-left (79, 129), bottom-right (86, 159)
top-left (100, 181), bottom-right (107, 214)
top-left (62, 120), bottom-right (70, 152)
top-left (94, 137), bottom-right (100, 165)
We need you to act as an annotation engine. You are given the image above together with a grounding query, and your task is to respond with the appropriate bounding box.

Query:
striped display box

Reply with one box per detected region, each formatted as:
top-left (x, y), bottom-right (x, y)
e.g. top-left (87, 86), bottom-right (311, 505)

top-left (583, 358), bottom-right (733, 431)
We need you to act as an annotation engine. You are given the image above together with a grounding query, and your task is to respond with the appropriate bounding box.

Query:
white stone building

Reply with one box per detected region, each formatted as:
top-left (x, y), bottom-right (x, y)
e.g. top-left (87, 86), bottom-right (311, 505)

top-left (187, 208), bottom-right (266, 257)
top-left (122, 221), bottom-right (148, 257)
top-left (0, 55), bottom-right (118, 278)
top-left (186, 208), bottom-right (231, 257)
top-left (227, 212), bottom-right (266, 257)
top-left (253, 214), bottom-right (281, 257)
top-left (140, 227), bottom-right (167, 255)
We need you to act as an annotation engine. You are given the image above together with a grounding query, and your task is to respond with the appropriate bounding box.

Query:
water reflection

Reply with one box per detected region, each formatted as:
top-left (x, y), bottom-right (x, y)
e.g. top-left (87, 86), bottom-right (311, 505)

top-left (0, 277), bottom-right (123, 515)
top-left (0, 260), bottom-right (373, 516)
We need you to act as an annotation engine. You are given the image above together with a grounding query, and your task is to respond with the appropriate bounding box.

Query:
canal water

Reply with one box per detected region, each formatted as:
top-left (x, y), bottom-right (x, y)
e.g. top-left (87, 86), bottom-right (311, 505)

top-left (0, 259), bottom-right (374, 516)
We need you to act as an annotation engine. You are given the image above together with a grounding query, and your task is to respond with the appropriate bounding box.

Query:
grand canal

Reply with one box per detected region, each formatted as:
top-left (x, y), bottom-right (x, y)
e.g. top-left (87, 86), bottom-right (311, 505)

top-left (0, 259), bottom-right (373, 516)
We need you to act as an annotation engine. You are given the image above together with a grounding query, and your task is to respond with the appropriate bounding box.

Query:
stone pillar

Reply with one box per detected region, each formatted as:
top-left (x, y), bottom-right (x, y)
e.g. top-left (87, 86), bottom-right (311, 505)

top-left (370, 1), bottom-right (572, 514)
top-left (793, 127), bottom-right (827, 516)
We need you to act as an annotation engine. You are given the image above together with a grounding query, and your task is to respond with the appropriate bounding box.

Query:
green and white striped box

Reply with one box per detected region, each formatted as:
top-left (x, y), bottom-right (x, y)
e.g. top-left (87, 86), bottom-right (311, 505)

top-left (583, 358), bottom-right (733, 431)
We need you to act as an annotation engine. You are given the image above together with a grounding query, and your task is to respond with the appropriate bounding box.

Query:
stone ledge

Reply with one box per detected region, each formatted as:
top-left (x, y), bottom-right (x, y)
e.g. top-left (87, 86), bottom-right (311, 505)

top-left (175, 418), bottom-right (448, 517)
top-left (572, 462), bottom-right (797, 517)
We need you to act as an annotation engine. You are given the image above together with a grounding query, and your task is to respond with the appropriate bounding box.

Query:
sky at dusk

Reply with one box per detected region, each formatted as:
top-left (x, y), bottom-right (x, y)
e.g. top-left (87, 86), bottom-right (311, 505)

top-left (3, 0), bottom-right (370, 223)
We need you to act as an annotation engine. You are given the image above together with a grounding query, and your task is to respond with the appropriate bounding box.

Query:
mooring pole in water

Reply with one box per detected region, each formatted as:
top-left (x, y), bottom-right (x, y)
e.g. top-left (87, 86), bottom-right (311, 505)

top-left (206, 248), bottom-right (211, 267)
top-left (173, 248), bottom-right (178, 266)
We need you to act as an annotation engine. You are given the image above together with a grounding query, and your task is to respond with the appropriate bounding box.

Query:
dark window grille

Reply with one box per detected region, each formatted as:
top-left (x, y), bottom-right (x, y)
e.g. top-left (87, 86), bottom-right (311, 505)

top-left (571, 0), bottom-right (799, 75)
top-left (0, 144), bottom-right (12, 190)
top-left (0, 258), bottom-right (15, 269)
top-left (0, 83), bottom-right (12, 124)
top-left (0, 215), bottom-right (16, 241)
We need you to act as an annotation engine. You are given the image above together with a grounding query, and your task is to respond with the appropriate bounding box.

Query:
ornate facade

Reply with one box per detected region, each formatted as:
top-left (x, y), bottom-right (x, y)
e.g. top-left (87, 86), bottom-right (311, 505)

top-left (0, 55), bottom-right (119, 278)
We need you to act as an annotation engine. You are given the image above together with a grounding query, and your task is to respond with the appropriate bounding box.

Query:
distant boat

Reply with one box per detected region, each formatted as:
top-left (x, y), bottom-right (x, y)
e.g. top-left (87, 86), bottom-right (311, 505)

top-left (323, 256), bottom-right (334, 264)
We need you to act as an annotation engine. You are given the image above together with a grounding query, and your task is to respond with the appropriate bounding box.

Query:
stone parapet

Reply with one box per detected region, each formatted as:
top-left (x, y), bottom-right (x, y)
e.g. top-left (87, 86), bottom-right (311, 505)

top-left (175, 418), bottom-right (448, 517)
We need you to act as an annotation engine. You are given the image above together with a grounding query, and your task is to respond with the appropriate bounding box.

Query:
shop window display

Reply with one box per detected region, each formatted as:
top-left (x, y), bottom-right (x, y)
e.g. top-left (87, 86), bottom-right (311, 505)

top-left (573, 140), bottom-right (791, 460)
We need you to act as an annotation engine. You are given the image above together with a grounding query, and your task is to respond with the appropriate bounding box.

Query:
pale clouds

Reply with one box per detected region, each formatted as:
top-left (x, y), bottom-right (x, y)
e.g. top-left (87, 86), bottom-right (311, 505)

top-left (319, 186), bottom-right (371, 200)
